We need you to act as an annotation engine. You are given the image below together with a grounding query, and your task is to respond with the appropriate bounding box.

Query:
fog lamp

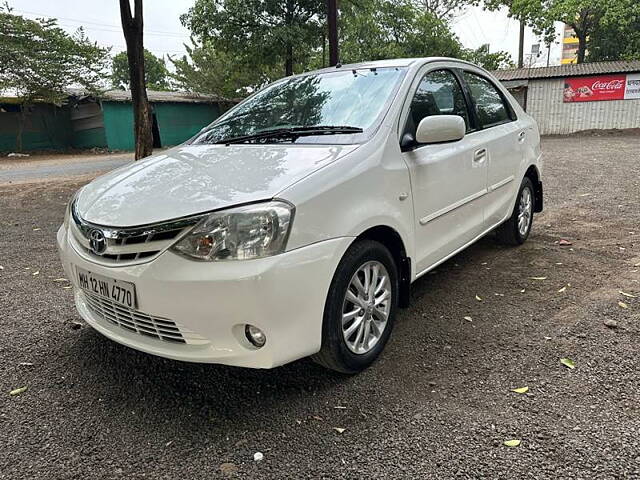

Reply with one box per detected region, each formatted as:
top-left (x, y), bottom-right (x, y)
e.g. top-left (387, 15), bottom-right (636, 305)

top-left (245, 325), bottom-right (266, 348)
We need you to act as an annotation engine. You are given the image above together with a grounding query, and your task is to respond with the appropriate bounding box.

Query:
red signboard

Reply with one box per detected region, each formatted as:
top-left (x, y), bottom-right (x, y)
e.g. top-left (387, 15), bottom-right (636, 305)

top-left (563, 74), bottom-right (627, 102)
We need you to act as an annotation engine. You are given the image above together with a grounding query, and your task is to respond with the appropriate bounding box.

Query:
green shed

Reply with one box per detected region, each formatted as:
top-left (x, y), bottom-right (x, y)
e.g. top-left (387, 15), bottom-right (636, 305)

top-left (1, 90), bottom-right (228, 153)
top-left (71, 90), bottom-right (227, 151)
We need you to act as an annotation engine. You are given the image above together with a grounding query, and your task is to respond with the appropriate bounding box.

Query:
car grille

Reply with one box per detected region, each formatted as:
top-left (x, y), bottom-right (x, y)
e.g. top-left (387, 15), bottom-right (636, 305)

top-left (82, 291), bottom-right (209, 345)
top-left (69, 204), bottom-right (204, 265)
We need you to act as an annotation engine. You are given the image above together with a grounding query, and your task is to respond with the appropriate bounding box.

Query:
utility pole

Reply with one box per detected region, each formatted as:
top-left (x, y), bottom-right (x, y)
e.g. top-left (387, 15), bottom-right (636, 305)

top-left (328, 0), bottom-right (339, 66)
top-left (517, 20), bottom-right (525, 68)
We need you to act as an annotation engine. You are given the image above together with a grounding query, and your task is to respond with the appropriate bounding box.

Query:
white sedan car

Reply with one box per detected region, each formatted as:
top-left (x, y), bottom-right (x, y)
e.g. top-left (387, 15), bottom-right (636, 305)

top-left (57, 57), bottom-right (543, 373)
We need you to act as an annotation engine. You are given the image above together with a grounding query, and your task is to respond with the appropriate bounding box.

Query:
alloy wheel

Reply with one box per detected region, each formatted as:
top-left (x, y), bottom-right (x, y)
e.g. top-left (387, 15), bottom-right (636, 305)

top-left (341, 260), bottom-right (392, 354)
top-left (517, 187), bottom-right (533, 237)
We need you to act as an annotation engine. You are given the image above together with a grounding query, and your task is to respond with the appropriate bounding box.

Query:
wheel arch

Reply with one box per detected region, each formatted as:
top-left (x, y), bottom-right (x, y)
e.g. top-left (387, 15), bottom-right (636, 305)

top-left (352, 225), bottom-right (412, 308)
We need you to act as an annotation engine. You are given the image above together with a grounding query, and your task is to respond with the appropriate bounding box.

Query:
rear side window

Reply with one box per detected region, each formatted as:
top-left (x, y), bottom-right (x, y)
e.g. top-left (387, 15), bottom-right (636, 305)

top-left (406, 69), bottom-right (470, 137)
top-left (463, 72), bottom-right (512, 128)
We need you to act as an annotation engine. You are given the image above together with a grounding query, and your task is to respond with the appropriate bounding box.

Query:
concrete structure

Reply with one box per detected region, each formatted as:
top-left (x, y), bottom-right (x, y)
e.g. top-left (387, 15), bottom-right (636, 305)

top-left (0, 90), bottom-right (228, 153)
top-left (495, 61), bottom-right (640, 135)
top-left (561, 24), bottom-right (579, 65)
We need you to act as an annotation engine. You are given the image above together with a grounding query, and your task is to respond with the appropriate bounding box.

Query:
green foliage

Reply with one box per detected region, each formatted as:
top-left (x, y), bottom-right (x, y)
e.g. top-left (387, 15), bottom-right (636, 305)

top-left (170, 41), bottom-right (275, 98)
top-left (0, 5), bottom-right (109, 104)
top-left (463, 44), bottom-right (514, 70)
top-left (339, 0), bottom-right (464, 63)
top-left (111, 49), bottom-right (170, 91)
top-left (181, 0), bottom-right (325, 79)
top-left (483, 0), bottom-right (640, 63)
top-left (588, 3), bottom-right (640, 61)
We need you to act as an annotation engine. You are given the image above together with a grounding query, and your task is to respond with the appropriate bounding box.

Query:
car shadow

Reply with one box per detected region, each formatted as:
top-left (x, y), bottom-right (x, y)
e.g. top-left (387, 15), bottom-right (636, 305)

top-left (66, 231), bottom-right (528, 437)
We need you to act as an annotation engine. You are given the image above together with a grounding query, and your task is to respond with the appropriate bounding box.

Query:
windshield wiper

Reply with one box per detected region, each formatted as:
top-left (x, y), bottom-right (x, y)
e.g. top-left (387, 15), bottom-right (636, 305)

top-left (214, 125), bottom-right (364, 145)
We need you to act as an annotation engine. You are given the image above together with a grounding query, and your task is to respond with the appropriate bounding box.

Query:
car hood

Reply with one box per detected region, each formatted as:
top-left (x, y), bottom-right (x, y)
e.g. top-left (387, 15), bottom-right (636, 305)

top-left (76, 143), bottom-right (358, 227)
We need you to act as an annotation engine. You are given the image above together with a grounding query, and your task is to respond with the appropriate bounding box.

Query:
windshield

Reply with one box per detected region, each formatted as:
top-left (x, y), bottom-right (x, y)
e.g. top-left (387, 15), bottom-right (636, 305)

top-left (191, 67), bottom-right (407, 145)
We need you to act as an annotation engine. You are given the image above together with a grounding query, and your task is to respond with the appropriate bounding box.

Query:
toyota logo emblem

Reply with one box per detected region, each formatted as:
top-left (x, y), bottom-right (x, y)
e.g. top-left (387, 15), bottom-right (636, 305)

top-left (88, 229), bottom-right (107, 255)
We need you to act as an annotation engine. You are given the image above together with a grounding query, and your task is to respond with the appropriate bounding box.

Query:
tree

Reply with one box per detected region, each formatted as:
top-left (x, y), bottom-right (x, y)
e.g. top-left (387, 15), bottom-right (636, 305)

top-left (587, 3), bottom-right (640, 61)
top-left (119, 0), bottom-right (153, 160)
top-left (111, 49), bottom-right (170, 91)
top-left (180, 0), bottom-right (325, 78)
top-left (339, 0), bottom-right (464, 63)
top-left (0, 5), bottom-right (109, 151)
top-left (463, 44), bottom-right (515, 70)
top-left (415, 0), bottom-right (476, 20)
top-left (170, 41), bottom-right (268, 97)
top-left (484, 0), bottom-right (640, 64)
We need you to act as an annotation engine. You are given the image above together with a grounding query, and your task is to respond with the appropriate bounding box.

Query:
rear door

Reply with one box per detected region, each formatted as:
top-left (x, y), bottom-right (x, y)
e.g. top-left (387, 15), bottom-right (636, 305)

top-left (460, 70), bottom-right (524, 228)
top-left (401, 68), bottom-right (487, 275)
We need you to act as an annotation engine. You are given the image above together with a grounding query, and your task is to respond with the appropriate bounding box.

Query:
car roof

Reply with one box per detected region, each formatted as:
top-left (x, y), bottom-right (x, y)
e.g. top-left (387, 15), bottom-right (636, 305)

top-left (306, 57), bottom-right (481, 75)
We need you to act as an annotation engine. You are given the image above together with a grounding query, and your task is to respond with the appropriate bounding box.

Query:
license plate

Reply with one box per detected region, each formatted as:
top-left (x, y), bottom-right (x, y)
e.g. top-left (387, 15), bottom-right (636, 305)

top-left (76, 266), bottom-right (137, 309)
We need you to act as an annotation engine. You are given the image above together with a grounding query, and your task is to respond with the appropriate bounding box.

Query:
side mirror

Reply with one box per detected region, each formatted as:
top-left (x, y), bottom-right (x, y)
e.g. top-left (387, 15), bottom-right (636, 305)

top-left (415, 115), bottom-right (466, 144)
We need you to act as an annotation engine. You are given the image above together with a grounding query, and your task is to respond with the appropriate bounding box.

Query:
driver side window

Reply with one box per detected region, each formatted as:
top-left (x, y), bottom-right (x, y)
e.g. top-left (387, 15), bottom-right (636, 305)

top-left (405, 70), bottom-right (470, 138)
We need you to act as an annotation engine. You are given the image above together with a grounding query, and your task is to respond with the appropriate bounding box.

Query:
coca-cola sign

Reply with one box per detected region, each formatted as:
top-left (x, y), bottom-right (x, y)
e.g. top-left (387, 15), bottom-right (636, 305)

top-left (563, 74), bottom-right (628, 102)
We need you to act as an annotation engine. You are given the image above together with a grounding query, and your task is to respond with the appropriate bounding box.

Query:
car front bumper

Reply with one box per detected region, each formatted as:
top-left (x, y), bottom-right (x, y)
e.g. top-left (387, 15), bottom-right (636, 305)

top-left (57, 224), bottom-right (352, 368)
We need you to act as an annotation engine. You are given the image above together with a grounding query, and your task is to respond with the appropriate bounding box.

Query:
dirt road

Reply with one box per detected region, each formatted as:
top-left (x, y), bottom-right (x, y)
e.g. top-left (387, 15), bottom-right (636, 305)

top-left (1, 135), bottom-right (639, 479)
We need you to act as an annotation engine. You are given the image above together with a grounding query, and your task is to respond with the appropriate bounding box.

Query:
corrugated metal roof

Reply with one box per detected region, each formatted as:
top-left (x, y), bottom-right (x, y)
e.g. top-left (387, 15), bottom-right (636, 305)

top-left (100, 89), bottom-right (225, 104)
top-left (493, 61), bottom-right (640, 81)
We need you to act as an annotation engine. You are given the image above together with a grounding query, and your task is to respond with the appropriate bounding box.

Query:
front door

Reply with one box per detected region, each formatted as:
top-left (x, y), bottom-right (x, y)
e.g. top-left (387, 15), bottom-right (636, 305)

top-left (401, 69), bottom-right (487, 275)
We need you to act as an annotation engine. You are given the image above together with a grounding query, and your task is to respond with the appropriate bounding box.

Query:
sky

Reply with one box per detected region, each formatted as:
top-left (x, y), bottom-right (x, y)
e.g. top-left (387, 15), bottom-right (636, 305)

top-left (11, 0), bottom-right (564, 68)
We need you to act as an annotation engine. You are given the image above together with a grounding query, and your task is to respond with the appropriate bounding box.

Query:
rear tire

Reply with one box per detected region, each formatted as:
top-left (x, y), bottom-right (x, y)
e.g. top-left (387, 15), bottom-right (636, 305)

top-left (495, 176), bottom-right (535, 245)
top-left (312, 240), bottom-right (398, 374)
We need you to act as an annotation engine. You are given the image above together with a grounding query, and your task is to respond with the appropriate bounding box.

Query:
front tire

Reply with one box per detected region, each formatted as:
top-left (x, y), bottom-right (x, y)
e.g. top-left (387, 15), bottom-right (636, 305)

top-left (312, 240), bottom-right (398, 374)
top-left (495, 176), bottom-right (535, 245)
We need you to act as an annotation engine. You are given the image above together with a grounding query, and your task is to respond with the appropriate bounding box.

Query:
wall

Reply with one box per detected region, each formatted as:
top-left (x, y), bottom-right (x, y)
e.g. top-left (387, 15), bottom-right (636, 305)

top-left (527, 77), bottom-right (640, 134)
top-left (102, 101), bottom-right (220, 151)
top-left (70, 101), bottom-right (107, 149)
top-left (154, 102), bottom-right (220, 146)
top-left (102, 101), bottom-right (135, 151)
top-left (0, 104), bottom-right (71, 152)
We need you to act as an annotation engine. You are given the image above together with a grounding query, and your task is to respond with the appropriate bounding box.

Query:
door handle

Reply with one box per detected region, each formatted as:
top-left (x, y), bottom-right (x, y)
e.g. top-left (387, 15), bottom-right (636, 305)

top-left (473, 148), bottom-right (487, 163)
top-left (518, 131), bottom-right (526, 142)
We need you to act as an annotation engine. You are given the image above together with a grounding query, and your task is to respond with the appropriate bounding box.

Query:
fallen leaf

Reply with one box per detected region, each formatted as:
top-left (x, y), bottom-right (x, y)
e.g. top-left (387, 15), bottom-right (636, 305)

top-left (618, 301), bottom-right (629, 309)
top-left (634, 262), bottom-right (640, 267)
top-left (578, 193), bottom-right (591, 197)
top-left (62, 286), bottom-right (72, 289)
top-left (0, 265), bottom-right (4, 270)
top-left (619, 291), bottom-right (636, 298)
top-left (558, 286), bottom-right (567, 293)
top-left (32, 271), bottom-right (39, 276)
top-left (53, 278), bottom-right (68, 282)
top-left (494, 293), bottom-right (504, 296)
top-left (464, 316), bottom-right (473, 322)
top-left (560, 358), bottom-right (575, 369)
top-left (33, 228), bottom-right (41, 231)
top-left (9, 386), bottom-right (27, 396)
top-left (558, 239), bottom-right (572, 246)
top-left (512, 387), bottom-right (529, 394)
top-left (544, 336), bottom-right (552, 340)
top-left (530, 276), bottom-right (547, 281)
top-left (333, 427), bottom-right (346, 434)
top-left (475, 295), bottom-right (482, 301)
top-left (520, 289), bottom-right (526, 293)
top-left (334, 405), bottom-right (347, 409)
top-left (18, 362), bottom-right (34, 366)
top-left (312, 415), bottom-right (323, 421)
top-left (504, 439), bottom-right (521, 447)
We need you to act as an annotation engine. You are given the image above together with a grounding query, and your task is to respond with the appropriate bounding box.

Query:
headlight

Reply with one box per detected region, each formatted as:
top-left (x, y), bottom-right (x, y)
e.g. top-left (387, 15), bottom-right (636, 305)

top-left (171, 201), bottom-right (294, 261)
top-left (64, 190), bottom-right (81, 228)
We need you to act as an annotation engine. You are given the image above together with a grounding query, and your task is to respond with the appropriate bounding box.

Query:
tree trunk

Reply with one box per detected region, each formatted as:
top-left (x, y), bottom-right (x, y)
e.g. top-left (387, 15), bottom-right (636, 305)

top-left (576, 33), bottom-right (587, 63)
top-left (119, 0), bottom-right (153, 160)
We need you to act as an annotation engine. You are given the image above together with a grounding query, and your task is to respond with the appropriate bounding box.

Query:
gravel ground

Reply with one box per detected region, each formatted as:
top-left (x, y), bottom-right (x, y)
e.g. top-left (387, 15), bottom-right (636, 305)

top-left (1, 135), bottom-right (639, 479)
